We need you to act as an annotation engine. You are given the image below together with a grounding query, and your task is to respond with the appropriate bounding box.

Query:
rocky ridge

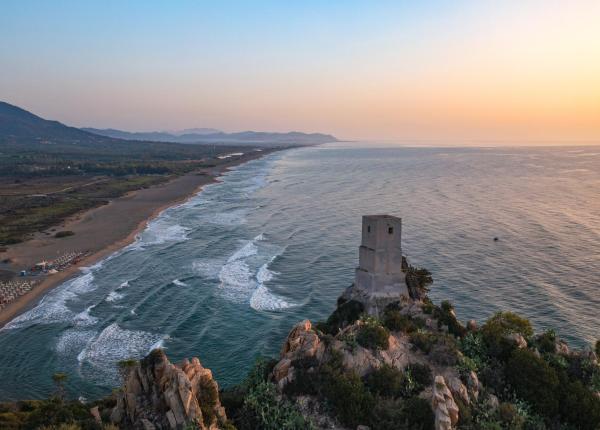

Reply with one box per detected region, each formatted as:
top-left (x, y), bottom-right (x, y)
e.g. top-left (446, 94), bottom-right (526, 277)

top-left (110, 349), bottom-right (228, 430)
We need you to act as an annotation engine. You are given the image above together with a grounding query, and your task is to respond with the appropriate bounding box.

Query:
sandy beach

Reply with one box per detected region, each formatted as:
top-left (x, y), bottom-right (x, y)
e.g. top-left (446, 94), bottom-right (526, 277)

top-left (0, 149), bottom-right (276, 327)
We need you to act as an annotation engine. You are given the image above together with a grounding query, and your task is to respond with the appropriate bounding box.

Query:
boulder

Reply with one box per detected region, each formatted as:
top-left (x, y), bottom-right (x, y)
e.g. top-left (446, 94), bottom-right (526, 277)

top-left (505, 333), bottom-right (528, 349)
top-left (432, 375), bottom-right (459, 430)
top-left (466, 320), bottom-right (478, 332)
top-left (111, 349), bottom-right (227, 430)
top-left (273, 320), bottom-right (323, 388)
top-left (466, 371), bottom-right (480, 401)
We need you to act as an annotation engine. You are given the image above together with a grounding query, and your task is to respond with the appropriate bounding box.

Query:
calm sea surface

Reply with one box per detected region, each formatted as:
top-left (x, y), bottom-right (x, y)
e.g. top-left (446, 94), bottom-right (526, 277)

top-left (1, 143), bottom-right (599, 400)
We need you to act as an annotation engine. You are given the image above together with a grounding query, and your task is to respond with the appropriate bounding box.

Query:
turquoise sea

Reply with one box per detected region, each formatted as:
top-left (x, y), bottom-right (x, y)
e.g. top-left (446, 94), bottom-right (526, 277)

top-left (1, 143), bottom-right (599, 400)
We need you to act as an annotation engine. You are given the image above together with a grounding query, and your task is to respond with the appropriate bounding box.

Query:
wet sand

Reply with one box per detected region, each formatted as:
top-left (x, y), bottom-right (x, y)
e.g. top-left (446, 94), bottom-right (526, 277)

top-left (0, 150), bottom-right (276, 327)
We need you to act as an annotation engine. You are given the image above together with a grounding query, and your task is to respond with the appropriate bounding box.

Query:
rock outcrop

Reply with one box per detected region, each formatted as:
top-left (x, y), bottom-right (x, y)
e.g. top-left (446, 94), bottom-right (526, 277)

top-left (273, 319), bottom-right (324, 389)
top-left (432, 375), bottom-right (459, 430)
top-left (111, 349), bottom-right (227, 430)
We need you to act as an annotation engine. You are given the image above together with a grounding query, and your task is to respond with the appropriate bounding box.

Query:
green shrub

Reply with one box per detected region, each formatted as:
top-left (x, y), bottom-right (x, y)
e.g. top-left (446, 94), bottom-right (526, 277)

top-left (481, 312), bottom-right (531, 360)
top-left (321, 369), bottom-right (375, 428)
top-left (535, 330), bottom-right (556, 354)
top-left (240, 381), bottom-right (314, 430)
top-left (558, 378), bottom-right (600, 430)
top-left (364, 364), bottom-right (406, 398)
top-left (433, 301), bottom-right (467, 338)
top-left (429, 335), bottom-right (460, 366)
top-left (506, 349), bottom-right (560, 417)
top-left (356, 319), bottom-right (389, 350)
top-left (371, 397), bottom-right (434, 430)
top-left (318, 299), bottom-right (364, 335)
top-left (595, 340), bottom-right (600, 357)
top-left (243, 356), bottom-right (277, 390)
top-left (482, 312), bottom-right (533, 339)
top-left (405, 266), bottom-right (433, 299)
top-left (459, 332), bottom-right (487, 370)
top-left (479, 358), bottom-right (508, 396)
top-left (421, 298), bottom-right (435, 315)
top-left (406, 363), bottom-right (433, 394)
top-left (383, 310), bottom-right (416, 333)
top-left (409, 331), bottom-right (436, 354)
top-left (498, 402), bottom-right (525, 429)
top-left (54, 230), bottom-right (75, 238)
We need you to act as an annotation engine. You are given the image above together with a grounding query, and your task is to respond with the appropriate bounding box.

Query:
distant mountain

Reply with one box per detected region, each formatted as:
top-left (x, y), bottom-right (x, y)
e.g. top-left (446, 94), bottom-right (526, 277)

top-left (0, 101), bottom-right (102, 142)
top-left (173, 128), bottom-right (222, 136)
top-left (82, 127), bottom-right (337, 146)
top-left (0, 100), bottom-right (336, 148)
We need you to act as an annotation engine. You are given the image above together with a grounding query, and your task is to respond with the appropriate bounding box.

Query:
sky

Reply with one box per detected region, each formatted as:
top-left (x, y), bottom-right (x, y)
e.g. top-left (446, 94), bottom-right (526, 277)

top-left (1, 1), bottom-right (599, 144)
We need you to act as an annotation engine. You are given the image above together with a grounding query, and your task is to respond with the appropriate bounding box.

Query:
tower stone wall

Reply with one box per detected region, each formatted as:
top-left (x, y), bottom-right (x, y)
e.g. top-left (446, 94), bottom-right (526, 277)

top-left (354, 215), bottom-right (408, 299)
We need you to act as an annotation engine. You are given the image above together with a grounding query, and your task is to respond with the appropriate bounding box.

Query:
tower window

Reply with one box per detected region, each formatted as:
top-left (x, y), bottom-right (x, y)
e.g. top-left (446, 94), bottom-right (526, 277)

top-left (367, 225), bottom-right (371, 233)
top-left (388, 227), bottom-right (394, 234)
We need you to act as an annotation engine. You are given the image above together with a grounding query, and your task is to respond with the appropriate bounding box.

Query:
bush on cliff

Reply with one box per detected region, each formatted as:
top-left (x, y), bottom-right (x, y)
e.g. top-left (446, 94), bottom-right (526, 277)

top-left (534, 330), bottom-right (557, 354)
top-left (356, 317), bottom-right (390, 350)
top-left (506, 348), bottom-right (560, 418)
top-left (482, 312), bottom-right (533, 340)
top-left (596, 340), bottom-right (600, 357)
top-left (364, 364), bottom-right (406, 398)
top-left (315, 299), bottom-right (364, 335)
top-left (433, 301), bottom-right (467, 338)
top-left (371, 397), bottom-right (435, 430)
top-left (481, 312), bottom-right (531, 359)
top-left (383, 309), bottom-right (417, 333)
top-left (222, 357), bottom-right (313, 430)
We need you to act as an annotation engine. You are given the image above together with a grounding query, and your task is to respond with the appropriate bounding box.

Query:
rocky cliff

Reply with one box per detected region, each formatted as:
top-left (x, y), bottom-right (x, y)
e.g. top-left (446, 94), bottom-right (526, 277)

top-left (110, 349), bottom-right (228, 430)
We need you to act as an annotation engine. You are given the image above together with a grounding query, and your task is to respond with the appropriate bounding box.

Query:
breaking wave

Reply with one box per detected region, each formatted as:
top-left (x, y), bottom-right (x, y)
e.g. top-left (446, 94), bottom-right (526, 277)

top-left (77, 323), bottom-right (164, 378)
top-left (3, 270), bottom-right (98, 330)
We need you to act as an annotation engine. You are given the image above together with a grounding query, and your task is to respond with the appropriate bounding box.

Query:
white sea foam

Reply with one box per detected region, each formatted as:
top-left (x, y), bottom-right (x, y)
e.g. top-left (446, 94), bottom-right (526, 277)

top-left (228, 240), bottom-right (258, 262)
top-left (250, 284), bottom-right (294, 311)
top-left (209, 209), bottom-right (248, 226)
top-left (251, 257), bottom-right (295, 311)
top-left (3, 270), bottom-right (97, 330)
top-left (56, 329), bottom-right (96, 355)
top-left (77, 323), bottom-right (163, 374)
top-left (106, 291), bottom-right (124, 302)
top-left (73, 304), bottom-right (99, 327)
top-left (149, 334), bottom-right (171, 352)
top-left (192, 259), bottom-right (223, 279)
top-left (118, 281), bottom-right (129, 289)
top-left (172, 279), bottom-right (187, 287)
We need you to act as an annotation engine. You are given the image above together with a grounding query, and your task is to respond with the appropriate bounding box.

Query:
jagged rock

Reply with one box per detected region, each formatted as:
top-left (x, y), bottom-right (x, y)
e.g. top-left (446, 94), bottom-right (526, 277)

top-left (466, 371), bottom-right (480, 401)
top-left (446, 376), bottom-right (469, 405)
top-left (487, 394), bottom-right (500, 411)
top-left (90, 406), bottom-right (101, 424)
top-left (432, 376), bottom-right (459, 430)
top-left (555, 340), bottom-right (570, 355)
top-left (273, 320), bottom-right (323, 389)
top-left (110, 349), bottom-right (227, 430)
top-left (505, 333), bottom-right (528, 349)
top-left (466, 320), bottom-right (478, 332)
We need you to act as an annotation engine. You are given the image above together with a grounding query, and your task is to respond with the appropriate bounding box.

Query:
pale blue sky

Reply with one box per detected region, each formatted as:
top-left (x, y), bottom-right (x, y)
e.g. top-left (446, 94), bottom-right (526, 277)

top-left (1, 1), bottom-right (599, 142)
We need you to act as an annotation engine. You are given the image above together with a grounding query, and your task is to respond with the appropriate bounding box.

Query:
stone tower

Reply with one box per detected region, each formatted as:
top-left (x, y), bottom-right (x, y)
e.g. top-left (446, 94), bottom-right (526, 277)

top-left (354, 215), bottom-right (408, 299)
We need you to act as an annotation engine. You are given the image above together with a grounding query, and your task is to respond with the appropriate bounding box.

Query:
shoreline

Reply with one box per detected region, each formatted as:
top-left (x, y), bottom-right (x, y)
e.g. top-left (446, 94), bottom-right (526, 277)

top-left (0, 148), bottom-right (280, 328)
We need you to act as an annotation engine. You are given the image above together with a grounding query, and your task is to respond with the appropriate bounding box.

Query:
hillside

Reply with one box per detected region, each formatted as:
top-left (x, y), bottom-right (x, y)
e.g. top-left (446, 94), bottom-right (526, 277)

top-left (82, 127), bottom-right (337, 146)
top-left (0, 101), bottom-right (101, 142)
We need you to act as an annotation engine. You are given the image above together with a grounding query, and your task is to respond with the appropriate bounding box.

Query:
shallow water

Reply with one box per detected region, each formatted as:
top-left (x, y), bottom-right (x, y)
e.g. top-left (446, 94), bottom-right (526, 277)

top-left (1, 143), bottom-right (599, 400)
